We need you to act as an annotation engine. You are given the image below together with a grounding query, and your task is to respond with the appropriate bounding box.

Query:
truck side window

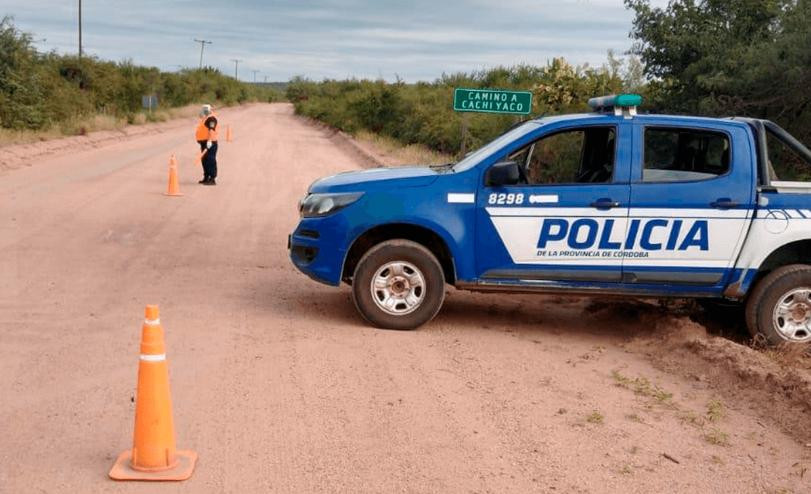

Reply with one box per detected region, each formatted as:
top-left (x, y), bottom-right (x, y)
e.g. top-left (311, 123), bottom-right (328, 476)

top-left (507, 127), bottom-right (615, 185)
top-left (643, 128), bottom-right (730, 182)
top-left (766, 129), bottom-right (811, 181)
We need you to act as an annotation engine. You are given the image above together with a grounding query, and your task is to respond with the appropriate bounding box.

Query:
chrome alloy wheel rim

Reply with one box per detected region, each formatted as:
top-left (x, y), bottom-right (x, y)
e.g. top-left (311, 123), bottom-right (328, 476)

top-left (370, 261), bottom-right (426, 316)
top-left (772, 287), bottom-right (811, 342)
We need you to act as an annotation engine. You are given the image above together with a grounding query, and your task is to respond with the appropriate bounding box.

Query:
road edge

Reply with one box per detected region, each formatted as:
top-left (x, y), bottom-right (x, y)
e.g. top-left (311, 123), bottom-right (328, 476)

top-left (296, 117), bottom-right (385, 169)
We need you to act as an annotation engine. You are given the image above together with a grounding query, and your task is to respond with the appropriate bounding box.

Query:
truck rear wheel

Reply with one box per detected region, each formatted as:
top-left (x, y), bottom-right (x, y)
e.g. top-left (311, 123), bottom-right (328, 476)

top-left (745, 264), bottom-right (811, 345)
top-left (351, 239), bottom-right (445, 330)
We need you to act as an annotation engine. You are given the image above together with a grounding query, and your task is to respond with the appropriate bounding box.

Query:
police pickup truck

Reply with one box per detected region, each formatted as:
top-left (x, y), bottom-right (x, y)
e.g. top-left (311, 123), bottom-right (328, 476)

top-left (290, 94), bottom-right (811, 346)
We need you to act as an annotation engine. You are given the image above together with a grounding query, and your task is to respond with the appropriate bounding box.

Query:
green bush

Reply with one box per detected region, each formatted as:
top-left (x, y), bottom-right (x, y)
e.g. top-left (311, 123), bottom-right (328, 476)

top-left (0, 16), bottom-right (282, 131)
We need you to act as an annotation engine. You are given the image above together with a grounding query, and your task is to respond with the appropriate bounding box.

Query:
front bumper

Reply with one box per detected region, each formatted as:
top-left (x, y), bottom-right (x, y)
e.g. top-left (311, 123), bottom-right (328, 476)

top-left (288, 215), bottom-right (350, 286)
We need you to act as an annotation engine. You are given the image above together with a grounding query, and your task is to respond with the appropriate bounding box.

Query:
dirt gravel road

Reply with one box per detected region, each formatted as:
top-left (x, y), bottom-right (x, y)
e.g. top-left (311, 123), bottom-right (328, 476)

top-left (1, 103), bottom-right (809, 493)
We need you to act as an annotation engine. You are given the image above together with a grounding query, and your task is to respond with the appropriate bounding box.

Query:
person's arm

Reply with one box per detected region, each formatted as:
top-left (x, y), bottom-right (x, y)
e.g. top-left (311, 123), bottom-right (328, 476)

top-left (206, 116), bottom-right (218, 147)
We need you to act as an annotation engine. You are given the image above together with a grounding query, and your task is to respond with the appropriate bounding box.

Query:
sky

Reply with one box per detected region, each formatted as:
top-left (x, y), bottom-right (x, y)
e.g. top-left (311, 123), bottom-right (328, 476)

top-left (4, 0), bottom-right (668, 82)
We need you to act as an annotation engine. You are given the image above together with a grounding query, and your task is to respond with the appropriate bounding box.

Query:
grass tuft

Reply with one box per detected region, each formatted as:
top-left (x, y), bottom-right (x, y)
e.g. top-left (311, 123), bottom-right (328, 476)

top-left (586, 410), bottom-right (604, 424)
top-left (611, 370), bottom-right (673, 403)
top-left (703, 427), bottom-right (730, 446)
top-left (706, 399), bottom-right (725, 422)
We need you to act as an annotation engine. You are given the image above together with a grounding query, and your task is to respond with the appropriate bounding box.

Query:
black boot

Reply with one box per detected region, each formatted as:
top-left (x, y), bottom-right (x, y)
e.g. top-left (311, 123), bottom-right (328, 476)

top-left (203, 178), bottom-right (216, 186)
top-left (199, 176), bottom-right (209, 184)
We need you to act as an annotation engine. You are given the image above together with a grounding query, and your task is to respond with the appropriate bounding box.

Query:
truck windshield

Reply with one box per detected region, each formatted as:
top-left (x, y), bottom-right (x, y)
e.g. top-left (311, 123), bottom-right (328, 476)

top-left (453, 121), bottom-right (541, 172)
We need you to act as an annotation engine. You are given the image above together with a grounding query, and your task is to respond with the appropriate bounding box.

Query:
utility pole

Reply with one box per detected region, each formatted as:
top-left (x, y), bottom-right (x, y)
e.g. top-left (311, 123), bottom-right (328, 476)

top-left (230, 59), bottom-right (243, 80)
top-left (251, 70), bottom-right (260, 83)
top-left (194, 38), bottom-right (212, 69)
top-left (78, 0), bottom-right (82, 59)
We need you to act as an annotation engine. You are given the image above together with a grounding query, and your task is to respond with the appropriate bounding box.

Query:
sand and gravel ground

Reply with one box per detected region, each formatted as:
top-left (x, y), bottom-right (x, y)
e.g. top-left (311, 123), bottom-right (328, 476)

top-left (1, 103), bottom-right (809, 493)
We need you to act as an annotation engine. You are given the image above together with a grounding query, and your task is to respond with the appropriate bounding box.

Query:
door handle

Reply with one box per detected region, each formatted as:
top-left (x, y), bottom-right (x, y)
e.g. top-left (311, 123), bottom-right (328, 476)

top-left (710, 198), bottom-right (739, 209)
top-left (590, 198), bottom-right (620, 210)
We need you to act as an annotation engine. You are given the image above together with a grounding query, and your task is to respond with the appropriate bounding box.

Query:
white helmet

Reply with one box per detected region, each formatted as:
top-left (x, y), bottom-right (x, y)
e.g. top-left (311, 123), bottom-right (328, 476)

top-left (200, 104), bottom-right (212, 117)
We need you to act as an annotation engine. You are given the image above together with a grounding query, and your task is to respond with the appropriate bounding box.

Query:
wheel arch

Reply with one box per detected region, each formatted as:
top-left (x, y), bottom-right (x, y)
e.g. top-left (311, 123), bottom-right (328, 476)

top-left (342, 223), bottom-right (457, 284)
top-left (758, 238), bottom-right (811, 273)
top-left (743, 239), bottom-right (811, 296)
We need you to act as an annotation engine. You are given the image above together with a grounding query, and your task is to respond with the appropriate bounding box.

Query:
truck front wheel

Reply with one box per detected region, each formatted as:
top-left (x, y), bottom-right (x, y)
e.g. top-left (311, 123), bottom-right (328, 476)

top-left (745, 264), bottom-right (811, 345)
top-left (351, 239), bottom-right (446, 330)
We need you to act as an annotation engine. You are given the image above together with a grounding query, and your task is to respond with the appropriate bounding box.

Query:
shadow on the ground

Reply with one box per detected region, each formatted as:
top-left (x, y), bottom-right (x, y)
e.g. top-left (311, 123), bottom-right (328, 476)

top-left (249, 274), bottom-right (753, 345)
top-left (688, 300), bottom-right (751, 344)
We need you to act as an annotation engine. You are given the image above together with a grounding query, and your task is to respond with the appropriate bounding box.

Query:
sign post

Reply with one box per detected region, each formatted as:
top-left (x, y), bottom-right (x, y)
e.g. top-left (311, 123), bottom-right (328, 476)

top-left (141, 94), bottom-right (158, 114)
top-left (460, 113), bottom-right (469, 157)
top-left (453, 88), bottom-right (533, 158)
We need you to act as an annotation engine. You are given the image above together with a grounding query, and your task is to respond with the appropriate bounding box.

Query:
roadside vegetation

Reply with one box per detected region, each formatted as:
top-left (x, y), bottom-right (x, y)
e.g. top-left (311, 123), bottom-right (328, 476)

top-left (288, 0), bottom-right (811, 162)
top-left (353, 130), bottom-right (454, 166)
top-left (287, 55), bottom-right (641, 158)
top-left (0, 16), bottom-right (282, 143)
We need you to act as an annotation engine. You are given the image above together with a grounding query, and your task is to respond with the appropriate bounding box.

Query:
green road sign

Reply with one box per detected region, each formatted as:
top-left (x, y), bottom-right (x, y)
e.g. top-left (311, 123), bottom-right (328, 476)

top-left (453, 88), bottom-right (532, 115)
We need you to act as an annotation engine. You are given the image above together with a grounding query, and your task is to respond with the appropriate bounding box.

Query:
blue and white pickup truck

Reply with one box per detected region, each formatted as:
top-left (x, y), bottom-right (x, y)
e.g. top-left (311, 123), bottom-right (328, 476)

top-left (289, 94), bottom-right (811, 346)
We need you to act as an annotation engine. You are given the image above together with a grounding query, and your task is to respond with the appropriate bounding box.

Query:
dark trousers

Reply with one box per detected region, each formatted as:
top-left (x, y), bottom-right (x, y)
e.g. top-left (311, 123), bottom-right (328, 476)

top-left (198, 141), bottom-right (218, 179)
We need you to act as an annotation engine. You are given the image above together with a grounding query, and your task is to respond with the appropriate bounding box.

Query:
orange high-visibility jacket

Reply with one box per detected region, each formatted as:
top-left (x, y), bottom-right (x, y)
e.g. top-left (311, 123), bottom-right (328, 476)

top-left (195, 113), bottom-right (218, 142)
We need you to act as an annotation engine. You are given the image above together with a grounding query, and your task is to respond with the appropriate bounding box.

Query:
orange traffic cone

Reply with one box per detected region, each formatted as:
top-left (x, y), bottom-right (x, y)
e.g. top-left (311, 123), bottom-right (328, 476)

top-left (109, 305), bottom-right (197, 481)
top-left (164, 155), bottom-right (183, 197)
top-left (226, 125), bottom-right (233, 143)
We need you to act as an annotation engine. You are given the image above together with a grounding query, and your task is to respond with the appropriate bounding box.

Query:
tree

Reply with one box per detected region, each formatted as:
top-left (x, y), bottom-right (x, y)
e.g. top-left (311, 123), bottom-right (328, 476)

top-left (0, 16), bottom-right (46, 128)
top-left (625, 0), bottom-right (811, 144)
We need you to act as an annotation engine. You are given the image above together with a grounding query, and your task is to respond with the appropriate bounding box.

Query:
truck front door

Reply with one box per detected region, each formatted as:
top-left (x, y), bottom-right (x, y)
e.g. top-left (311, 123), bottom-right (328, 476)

top-left (475, 120), bottom-right (633, 284)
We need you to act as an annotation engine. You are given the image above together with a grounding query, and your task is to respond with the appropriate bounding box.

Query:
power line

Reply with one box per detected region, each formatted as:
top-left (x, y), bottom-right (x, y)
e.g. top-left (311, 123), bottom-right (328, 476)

top-left (230, 59), bottom-right (243, 80)
top-left (194, 39), bottom-right (212, 69)
top-left (251, 70), bottom-right (260, 83)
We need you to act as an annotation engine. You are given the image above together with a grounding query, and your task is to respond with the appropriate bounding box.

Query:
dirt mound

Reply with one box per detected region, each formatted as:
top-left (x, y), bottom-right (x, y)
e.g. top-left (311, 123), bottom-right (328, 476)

top-left (621, 310), bottom-right (811, 444)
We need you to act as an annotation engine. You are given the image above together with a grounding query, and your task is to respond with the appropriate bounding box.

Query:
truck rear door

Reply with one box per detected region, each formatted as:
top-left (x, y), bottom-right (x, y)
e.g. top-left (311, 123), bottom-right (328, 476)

top-left (625, 119), bottom-right (755, 287)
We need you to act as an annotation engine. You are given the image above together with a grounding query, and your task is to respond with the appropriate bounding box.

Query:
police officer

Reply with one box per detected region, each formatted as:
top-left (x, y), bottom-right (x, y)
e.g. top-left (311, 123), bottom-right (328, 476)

top-left (195, 104), bottom-right (219, 185)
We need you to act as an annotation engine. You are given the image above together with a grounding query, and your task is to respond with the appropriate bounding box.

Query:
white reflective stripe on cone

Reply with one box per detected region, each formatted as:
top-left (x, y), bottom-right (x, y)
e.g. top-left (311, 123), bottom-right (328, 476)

top-left (140, 354), bottom-right (166, 362)
top-left (144, 318), bottom-right (161, 326)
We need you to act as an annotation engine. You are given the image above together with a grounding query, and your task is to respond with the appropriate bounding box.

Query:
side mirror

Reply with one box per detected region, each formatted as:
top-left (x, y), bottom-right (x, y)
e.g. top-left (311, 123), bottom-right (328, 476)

top-left (485, 161), bottom-right (521, 186)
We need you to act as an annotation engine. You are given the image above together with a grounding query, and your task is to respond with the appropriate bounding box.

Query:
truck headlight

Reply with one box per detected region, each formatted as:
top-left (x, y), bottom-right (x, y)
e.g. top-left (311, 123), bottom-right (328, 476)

top-left (299, 192), bottom-right (363, 218)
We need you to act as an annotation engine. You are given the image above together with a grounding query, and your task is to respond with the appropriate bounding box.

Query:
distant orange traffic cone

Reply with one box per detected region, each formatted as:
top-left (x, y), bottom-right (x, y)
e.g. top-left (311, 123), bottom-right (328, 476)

top-left (226, 125), bottom-right (233, 143)
top-left (109, 305), bottom-right (197, 481)
top-left (164, 155), bottom-right (183, 196)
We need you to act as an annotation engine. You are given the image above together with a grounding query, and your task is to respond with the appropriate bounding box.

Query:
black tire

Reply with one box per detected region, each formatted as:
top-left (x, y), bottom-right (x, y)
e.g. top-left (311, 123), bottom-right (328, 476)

top-left (745, 264), bottom-right (811, 346)
top-left (351, 239), bottom-right (446, 330)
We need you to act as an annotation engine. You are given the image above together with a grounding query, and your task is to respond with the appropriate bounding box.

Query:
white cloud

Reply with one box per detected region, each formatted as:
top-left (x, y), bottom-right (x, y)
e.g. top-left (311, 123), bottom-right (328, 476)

top-left (5, 0), bottom-right (648, 81)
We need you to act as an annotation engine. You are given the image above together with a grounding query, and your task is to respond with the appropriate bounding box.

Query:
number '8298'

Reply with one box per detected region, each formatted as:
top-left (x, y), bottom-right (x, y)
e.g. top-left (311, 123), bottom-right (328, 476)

top-left (487, 193), bottom-right (525, 205)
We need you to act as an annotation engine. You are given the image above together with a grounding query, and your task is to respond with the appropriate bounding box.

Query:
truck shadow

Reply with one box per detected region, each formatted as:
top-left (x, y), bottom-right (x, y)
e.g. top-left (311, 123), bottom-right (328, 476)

top-left (253, 279), bottom-right (750, 344)
top-left (689, 301), bottom-right (750, 343)
top-left (435, 292), bottom-right (663, 341)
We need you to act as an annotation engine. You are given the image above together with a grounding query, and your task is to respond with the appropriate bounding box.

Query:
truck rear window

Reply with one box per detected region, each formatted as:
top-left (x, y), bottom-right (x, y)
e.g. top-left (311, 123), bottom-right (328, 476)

top-left (643, 128), bottom-right (730, 182)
